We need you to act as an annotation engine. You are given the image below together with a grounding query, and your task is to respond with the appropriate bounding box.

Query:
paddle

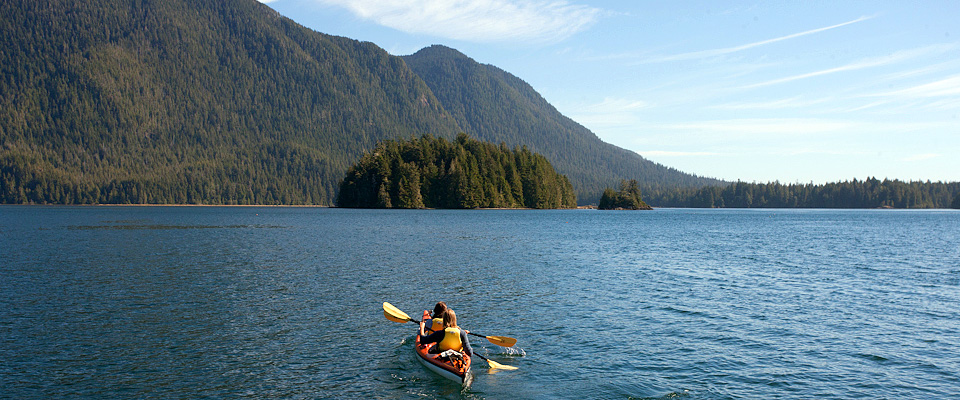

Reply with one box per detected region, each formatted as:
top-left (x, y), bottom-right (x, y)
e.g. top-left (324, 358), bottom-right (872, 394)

top-left (474, 353), bottom-right (519, 370)
top-left (383, 302), bottom-right (418, 324)
top-left (466, 331), bottom-right (517, 348)
top-left (382, 302), bottom-right (518, 348)
top-left (382, 302), bottom-right (519, 371)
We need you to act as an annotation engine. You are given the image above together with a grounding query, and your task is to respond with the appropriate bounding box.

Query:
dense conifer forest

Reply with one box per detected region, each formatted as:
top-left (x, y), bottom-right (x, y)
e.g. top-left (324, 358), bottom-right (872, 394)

top-left (337, 134), bottom-right (576, 209)
top-left (2, 0), bottom-right (957, 208)
top-left (0, 0), bottom-right (720, 206)
top-left (0, 0), bottom-right (457, 205)
top-left (598, 180), bottom-right (653, 210)
top-left (645, 178), bottom-right (960, 209)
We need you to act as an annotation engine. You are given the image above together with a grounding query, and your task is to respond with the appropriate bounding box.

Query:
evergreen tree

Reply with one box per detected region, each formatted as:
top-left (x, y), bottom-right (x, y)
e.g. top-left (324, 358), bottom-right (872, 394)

top-left (646, 178), bottom-right (960, 209)
top-left (598, 188), bottom-right (617, 210)
top-left (0, 0), bottom-right (457, 205)
top-left (336, 135), bottom-right (576, 209)
top-left (597, 179), bottom-right (652, 210)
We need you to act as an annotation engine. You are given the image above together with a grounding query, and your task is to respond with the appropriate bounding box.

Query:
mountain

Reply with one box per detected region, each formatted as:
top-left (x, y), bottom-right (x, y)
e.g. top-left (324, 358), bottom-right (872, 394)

top-left (0, 0), bottom-right (456, 204)
top-left (402, 45), bottom-right (724, 204)
top-left (1, 0), bottom-right (720, 205)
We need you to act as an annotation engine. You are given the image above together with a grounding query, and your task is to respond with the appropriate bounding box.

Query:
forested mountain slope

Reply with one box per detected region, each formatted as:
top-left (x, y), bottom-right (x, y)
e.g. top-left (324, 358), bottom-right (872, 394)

top-left (1, 0), bottom-right (721, 205)
top-left (0, 0), bottom-right (457, 204)
top-left (403, 45), bottom-right (724, 204)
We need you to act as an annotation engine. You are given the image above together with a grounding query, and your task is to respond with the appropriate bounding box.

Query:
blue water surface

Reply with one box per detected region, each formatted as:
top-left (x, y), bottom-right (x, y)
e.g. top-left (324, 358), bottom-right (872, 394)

top-left (1, 206), bottom-right (958, 399)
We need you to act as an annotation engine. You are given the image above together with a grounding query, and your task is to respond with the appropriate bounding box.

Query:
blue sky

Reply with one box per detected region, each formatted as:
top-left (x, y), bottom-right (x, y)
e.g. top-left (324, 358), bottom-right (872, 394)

top-left (259, 0), bottom-right (959, 184)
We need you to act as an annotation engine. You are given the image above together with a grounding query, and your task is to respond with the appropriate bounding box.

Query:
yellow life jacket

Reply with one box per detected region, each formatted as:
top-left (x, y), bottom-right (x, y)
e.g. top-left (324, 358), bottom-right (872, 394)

top-left (439, 327), bottom-right (463, 351)
top-left (428, 318), bottom-right (443, 332)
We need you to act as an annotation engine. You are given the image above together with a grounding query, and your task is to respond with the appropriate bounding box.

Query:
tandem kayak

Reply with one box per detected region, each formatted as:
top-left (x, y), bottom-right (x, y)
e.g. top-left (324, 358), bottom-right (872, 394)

top-left (415, 310), bottom-right (471, 384)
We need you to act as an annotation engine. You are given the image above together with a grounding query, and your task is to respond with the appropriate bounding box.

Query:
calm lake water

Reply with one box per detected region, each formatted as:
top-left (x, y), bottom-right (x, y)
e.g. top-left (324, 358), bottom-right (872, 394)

top-left (1, 206), bottom-right (958, 399)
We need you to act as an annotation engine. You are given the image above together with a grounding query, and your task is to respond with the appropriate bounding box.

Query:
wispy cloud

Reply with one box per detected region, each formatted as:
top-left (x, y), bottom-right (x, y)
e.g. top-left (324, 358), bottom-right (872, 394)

top-left (708, 96), bottom-right (833, 111)
top-left (870, 75), bottom-right (960, 98)
top-left (641, 150), bottom-right (722, 157)
top-left (581, 97), bottom-right (649, 112)
top-left (314, 0), bottom-right (604, 43)
top-left (901, 153), bottom-right (941, 162)
top-left (842, 100), bottom-right (894, 113)
top-left (919, 98), bottom-right (960, 111)
top-left (641, 15), bottom-right (873, 64)
top-left (876, 59), bottom-right (960, 83)
top-left (637, 147), bottom-right (873, 161)
top-left (741, 43), bottom-right (956, 89)
top-left (657, 118), bottom-right (856, 136)
top-left (566, 97), bottom-right (650, 127)
top-left (643, 118), bottom-right (957, 145)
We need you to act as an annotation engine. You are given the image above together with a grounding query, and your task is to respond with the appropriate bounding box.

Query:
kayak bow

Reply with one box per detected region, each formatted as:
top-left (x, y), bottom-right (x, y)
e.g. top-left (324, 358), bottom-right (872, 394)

top-left (414, 310), bottom-right (471, 384)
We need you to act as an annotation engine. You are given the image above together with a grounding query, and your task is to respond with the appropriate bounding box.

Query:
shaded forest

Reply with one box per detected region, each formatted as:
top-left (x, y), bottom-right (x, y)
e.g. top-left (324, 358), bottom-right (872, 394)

top-left (3, 0), bottom-right (956, 208)
top-left (598, 180), bottom-right (653, 210)
top-left (646, 178), bottom-right (960, 209)
top-left (337, 134), bottom-right (576, 209)
top-left (0, 0), bottom-right (719, 206)
top-left (0, 0), bottom-right (455, 205)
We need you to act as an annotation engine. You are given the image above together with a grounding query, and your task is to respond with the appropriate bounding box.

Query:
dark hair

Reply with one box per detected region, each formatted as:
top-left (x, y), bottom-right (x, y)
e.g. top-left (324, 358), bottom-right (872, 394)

top-left (432, 302), bottom-right (447, 318)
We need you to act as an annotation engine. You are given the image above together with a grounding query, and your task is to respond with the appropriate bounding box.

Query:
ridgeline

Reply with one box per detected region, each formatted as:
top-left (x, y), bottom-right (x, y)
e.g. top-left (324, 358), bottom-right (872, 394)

top-left (337, 134), bottom-right (576, 209)
top-left (2, 0), bottom-right (956, 207)
top-left (402, 45), bottom-right (724, 204)
top-left (0, 0), bottom-right (718, 206)
top-left (1, 0), bottom-right (455, 205)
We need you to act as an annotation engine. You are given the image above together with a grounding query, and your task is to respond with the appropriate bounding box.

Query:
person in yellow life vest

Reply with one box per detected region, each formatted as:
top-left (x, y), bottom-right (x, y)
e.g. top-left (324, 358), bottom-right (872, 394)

top-left (419, 309), bottom-right (473, 356)
top-left (425, 301), bottom-right (447, 333)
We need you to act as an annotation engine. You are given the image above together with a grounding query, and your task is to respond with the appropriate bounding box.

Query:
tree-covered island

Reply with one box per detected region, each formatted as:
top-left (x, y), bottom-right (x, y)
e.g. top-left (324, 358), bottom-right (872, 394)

top-left (598, 179), bottom-right (653, 210)
top-left (336, 134), bottom-right (576, 209)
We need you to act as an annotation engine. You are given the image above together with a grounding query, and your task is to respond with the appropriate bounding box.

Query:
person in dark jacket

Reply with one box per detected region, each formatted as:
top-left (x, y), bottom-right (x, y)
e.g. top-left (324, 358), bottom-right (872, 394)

top-left (419, 309), bottom-right (472, 356)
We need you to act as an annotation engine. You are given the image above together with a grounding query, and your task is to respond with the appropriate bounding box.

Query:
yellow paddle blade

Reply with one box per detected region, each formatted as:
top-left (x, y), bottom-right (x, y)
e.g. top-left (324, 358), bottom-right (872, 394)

top-left (384, 310), bottom-right (409, 323)
top-left (382, 302), bottom-right (413, 324)
top-left (485, 335), bottom-right (517, 347)
top-left (485, 357), bottom-right (518, 370)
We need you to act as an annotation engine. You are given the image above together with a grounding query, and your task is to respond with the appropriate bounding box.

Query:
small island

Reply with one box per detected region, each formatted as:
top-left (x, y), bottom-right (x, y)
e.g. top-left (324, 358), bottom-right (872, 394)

top-left (598, 179), bottom-right (653, 210)
top-left (336, 134), bottom-right (576, 209)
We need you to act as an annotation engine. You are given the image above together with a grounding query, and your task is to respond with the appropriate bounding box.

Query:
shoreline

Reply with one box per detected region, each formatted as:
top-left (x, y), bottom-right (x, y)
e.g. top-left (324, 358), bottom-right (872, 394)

top-left (2, 204), bottom-right (955, 210)
top-left (1, 203), bottom-right (331, 208)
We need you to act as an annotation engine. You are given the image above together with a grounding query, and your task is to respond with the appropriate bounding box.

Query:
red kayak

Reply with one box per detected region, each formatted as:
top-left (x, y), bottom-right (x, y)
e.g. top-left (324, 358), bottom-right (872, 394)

top-left (415, 310), bottom-right (471, 384)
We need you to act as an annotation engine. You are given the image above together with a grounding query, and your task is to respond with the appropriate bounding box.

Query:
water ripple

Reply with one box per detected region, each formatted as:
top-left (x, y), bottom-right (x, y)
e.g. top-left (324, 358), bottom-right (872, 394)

top-left (2, 207), bottom-right (958, 399)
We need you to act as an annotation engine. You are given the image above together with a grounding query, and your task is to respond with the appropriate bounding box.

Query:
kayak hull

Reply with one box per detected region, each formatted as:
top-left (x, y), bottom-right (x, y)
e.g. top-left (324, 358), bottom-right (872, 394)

top-left (415, 310), bottom-right (471, 384)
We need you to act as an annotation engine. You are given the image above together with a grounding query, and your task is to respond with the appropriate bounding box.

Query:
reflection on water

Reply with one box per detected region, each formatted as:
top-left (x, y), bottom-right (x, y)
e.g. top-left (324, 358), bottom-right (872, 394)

top-left (67, 224), bottom-right (286, 230)
top-left (1, 206), bottom-right (958, 399)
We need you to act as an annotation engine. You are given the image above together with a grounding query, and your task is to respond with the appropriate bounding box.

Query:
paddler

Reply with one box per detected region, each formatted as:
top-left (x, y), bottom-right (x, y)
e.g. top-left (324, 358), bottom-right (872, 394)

top-left (425, 301), bottom-right (447, 333)
top-left (419, 308), bottom-right (473, 357)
